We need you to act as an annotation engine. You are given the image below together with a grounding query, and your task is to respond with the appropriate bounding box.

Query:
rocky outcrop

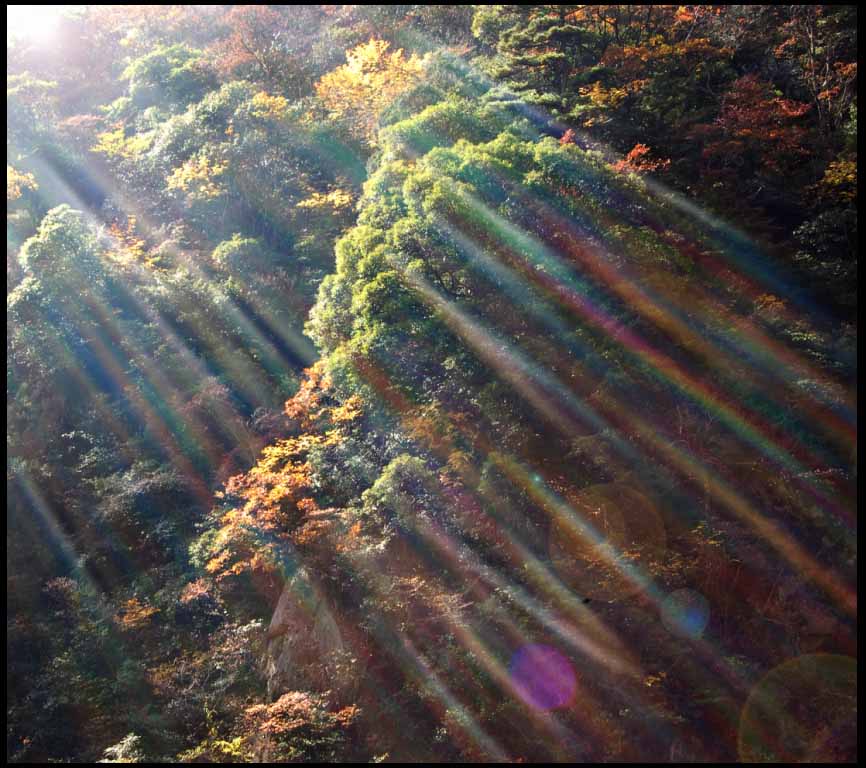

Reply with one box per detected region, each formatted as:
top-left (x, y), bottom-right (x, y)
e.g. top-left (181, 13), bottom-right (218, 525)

top-left (262, 566), bottom-right (359, 703)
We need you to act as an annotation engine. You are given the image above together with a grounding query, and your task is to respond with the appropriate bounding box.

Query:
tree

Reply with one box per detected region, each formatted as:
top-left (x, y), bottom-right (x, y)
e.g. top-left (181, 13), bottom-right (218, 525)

top-left (483, 5), bottom-right (595, 110)
top-left (209, 6), bottom-right (325, 98)
top-left (122, 44), bottom-right (217, 112)
top-left (315, 39), bottom-right (424, 144)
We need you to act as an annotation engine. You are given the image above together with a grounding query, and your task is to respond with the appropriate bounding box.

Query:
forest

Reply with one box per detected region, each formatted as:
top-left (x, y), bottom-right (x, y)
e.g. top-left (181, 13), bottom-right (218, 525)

top-left (6, 5), bottom-right (857, 763)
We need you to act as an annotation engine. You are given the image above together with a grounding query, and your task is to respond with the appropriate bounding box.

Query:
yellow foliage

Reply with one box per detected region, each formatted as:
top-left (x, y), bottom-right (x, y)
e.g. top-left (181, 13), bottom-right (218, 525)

top-left (754, 293), bottom-right (786, 319)
top-left (284, 361), bottom-right (332, 427)
top-left (7, 165), bottom-right (38, 201)
top-left (315, 39), bottom-right (423, 144)
top-left (580, 78), bottom-right (648, 109)
top-left (116, 597), bottom-right (159, 630)
top-left (256, 437), bottom-right (327, 473)
top-left (446, 449), bottom-right (472, 475)
top-left (167, 153), bottom-right (228, 199)
top-left (92, 127), bottom-right (153, 160)
top-left (644, 671), bottom-right (667, 687)
top-left (107, 215), bottom-right (149, 266)
top-left (580, 81), bottom-right (629, 108)
top-left (296, 188), bottom-right (355, 210)
top-left (179, 578), bottom-right (211, 604)
top-left (250, 90), bottom-right (290, 121)
top-left (817, 158), bottom-right (856, 202)
top-left (205, 549), bottom-right (233, 576)
top-left (330, 394), bottom-right (363, 423)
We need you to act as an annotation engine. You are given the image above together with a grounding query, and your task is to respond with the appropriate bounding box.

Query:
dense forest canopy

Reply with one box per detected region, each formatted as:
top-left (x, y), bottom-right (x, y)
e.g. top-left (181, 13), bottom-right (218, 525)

top-left (7, 5), bottom-right (857, 763)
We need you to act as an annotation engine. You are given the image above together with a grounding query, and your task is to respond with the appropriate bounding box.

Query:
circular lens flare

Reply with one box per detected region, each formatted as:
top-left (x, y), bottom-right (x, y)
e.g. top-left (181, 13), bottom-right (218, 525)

top-left (509, 643), bottom-right (577, 711)
top-left (738, 654), bottom-right (856, 763)
top-left (661, 588), bottom-right (710, 638)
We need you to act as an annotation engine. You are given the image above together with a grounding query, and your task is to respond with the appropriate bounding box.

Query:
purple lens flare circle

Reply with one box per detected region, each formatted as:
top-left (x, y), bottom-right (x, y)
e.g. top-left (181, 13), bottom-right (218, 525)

top-left (509, 643), bottom-right (577, 711)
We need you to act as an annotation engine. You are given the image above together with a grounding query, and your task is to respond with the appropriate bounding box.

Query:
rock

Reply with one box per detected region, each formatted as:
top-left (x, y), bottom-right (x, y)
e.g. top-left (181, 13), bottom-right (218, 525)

top-left (262, 567), bottom-right (359, 703)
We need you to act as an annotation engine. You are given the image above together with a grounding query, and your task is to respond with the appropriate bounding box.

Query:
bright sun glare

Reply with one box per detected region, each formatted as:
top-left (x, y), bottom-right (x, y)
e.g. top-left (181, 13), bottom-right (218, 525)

top-left (7, 5), bottom-right (69, 44)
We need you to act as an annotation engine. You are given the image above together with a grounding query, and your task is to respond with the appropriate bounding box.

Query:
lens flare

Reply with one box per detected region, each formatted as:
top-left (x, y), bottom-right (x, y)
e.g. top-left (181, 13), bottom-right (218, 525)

top-left (738, 654), bottom-right (857, 763)
top-left (660, 588), bottom-right (711, 639)
top-left (509, 644), bottom-right (577, 711)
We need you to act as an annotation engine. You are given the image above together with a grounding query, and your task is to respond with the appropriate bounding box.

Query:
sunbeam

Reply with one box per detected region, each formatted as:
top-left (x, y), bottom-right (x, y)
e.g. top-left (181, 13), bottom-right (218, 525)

top-left (7, 5), bottom-right (856, 764)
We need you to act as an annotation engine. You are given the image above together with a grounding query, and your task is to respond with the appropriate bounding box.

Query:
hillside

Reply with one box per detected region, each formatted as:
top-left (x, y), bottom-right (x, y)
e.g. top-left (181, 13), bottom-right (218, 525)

top-left (6, 5), bottom-right (857, 763)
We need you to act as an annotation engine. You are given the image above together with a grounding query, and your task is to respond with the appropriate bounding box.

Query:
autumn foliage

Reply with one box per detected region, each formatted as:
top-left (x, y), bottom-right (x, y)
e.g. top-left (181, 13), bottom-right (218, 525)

top-left (315, 39), bottom-right (424, 143)
top-left (204, 363), bottom-right (363, 581)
